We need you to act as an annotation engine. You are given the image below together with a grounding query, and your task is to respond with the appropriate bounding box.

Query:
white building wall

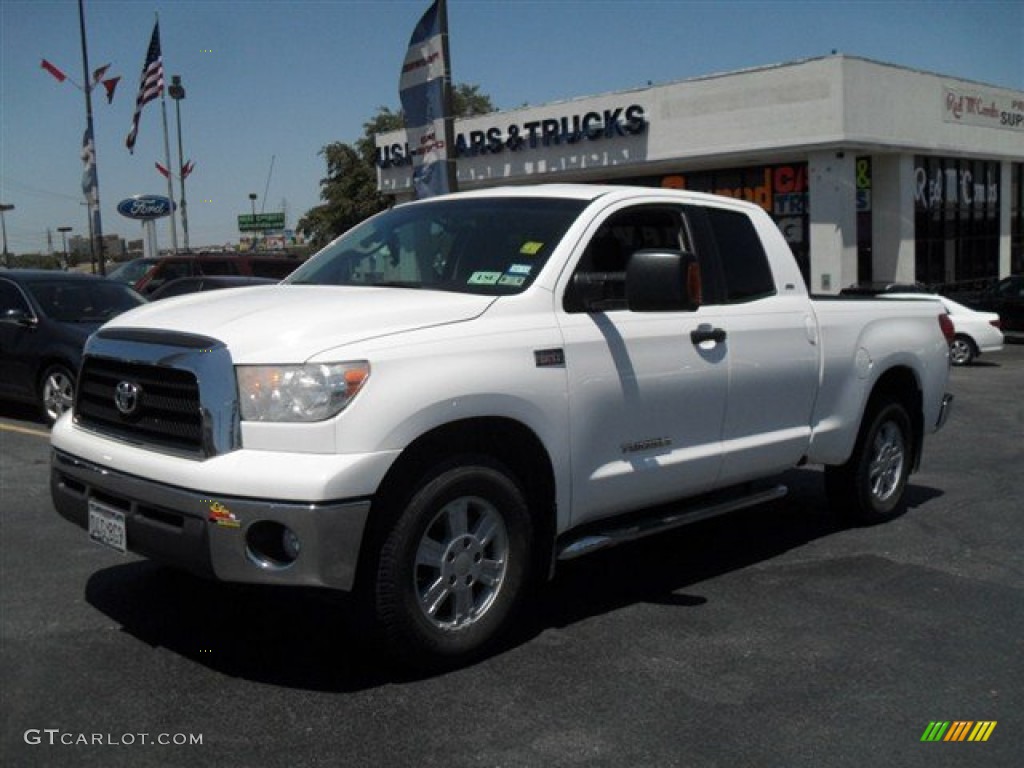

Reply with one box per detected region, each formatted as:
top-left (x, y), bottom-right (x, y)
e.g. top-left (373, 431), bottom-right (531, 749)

top-left (871, 154), bottom-right (917, 283)
top-left (808, 151), bottom-right (858, 293)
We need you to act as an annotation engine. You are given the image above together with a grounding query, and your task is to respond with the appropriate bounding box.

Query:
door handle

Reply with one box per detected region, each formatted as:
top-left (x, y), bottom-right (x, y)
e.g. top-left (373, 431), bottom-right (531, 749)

top-left (690, 326), bottom-right (727, 345)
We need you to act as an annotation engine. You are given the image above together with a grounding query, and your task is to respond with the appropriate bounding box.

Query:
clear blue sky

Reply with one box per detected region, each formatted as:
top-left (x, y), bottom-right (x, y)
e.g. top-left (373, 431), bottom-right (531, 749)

top-left (1, 0), bottom-right (1022, 254)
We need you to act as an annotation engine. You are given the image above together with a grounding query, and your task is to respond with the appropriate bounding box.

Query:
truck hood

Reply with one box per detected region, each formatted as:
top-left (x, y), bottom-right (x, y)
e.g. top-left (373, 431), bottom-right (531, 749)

top-left (103, 285), bottom-right (495, 363)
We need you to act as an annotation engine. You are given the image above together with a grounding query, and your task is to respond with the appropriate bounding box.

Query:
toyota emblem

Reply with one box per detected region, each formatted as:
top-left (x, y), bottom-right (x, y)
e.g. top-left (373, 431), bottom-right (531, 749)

top-left (114, 380), bottom-right (142, 416)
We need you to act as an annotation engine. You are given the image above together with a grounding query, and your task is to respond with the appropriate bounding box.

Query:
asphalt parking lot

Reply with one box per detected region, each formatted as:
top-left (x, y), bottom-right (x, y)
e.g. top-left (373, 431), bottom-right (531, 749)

top-left (2, 343), bottom-right (1021, 768)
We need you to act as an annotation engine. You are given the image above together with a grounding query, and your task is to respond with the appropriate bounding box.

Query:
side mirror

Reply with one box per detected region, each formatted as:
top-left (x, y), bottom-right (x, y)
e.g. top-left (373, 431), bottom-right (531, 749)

top-left (1, 308), bottom-right (36, 327)
top-left (626, 249), bottom-right (701, 312)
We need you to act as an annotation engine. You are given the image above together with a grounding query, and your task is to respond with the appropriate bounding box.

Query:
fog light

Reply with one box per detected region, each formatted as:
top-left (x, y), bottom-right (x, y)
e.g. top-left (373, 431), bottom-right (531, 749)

top-left (282, 526), bottom-right (301, 560)
top-left (246, 521), bottom-right (300, 569)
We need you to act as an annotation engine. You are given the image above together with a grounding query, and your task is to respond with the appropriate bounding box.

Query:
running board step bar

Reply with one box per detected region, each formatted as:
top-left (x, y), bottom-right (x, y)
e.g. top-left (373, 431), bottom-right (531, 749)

top-left (557, 484), bottom-right (788, 561)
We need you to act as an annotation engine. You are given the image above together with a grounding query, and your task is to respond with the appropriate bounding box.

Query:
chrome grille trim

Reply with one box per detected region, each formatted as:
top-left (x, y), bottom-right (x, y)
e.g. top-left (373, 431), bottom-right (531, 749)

top-left (74, 328), bottom-right (240, 459)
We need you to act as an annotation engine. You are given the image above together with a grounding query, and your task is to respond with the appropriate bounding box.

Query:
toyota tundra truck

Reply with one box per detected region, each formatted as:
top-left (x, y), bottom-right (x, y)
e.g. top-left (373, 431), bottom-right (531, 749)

top-left (51, 184), bottom-right (953, 666)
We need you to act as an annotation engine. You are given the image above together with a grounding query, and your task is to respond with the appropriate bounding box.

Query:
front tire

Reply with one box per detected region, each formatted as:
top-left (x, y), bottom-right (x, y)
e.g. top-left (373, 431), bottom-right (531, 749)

top-left (373, 460), bottom-right (533, 668)
top-left (825, 401), bottom-right (913, 525)
top-left (40, 363), bottom-right (75, 425)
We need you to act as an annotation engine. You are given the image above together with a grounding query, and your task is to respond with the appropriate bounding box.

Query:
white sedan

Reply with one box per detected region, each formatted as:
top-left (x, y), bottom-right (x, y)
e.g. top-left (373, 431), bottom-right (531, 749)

top-left (886, 293), bottom-right (1003, 365)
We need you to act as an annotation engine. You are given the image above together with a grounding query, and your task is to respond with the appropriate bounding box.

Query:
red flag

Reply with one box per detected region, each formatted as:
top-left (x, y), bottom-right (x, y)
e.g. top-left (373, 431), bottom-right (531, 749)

top-left (155, 162), bottom-right (170, 178)
top-left (92, 63), bottom-right (110, 84)
top-left (41, 59), bottom-right (67, 83)
top-left (102, 77), bottom-right (120, 104)
top-left (181, 160), bottom-right (195, 179)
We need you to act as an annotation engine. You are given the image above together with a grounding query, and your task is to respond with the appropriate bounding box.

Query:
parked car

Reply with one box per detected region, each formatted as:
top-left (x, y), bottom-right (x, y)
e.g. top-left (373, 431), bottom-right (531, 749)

top-left (0, 270), bottom-right (145, 423)
top-left (960, 275), bottom-right (1024, 333)
top-left (52, 184), bottom-right (953, 667)
top-left (838, 281), bottom-right (930, 296)
top-left (147, 275), bottom-right (277, 301)
top-left (884, 293), bottom-right (1003, 365)
top-left (106, 256), bottom-right (160, 286)
top-left (108, 253), bottom-right (304, 296)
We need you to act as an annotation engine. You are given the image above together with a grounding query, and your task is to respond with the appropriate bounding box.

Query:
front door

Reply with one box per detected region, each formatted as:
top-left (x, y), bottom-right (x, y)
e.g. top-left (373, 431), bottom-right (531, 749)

top-left (556, 203), bottom-right (728, 526)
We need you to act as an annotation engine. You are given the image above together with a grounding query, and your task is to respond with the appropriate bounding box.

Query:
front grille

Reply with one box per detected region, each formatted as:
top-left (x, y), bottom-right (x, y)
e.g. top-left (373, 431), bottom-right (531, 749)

top-left (76, 357), bottom-right (204, 455)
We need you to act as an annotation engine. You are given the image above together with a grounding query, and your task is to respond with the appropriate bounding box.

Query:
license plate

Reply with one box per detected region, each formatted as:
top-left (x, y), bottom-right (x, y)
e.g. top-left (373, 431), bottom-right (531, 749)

top-left (88, 499), bottom-right (127, 554)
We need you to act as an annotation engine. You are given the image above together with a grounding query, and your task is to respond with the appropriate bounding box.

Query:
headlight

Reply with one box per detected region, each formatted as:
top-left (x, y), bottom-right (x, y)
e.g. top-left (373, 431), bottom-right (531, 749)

top-left (236, 362), bottom-right (370, 422)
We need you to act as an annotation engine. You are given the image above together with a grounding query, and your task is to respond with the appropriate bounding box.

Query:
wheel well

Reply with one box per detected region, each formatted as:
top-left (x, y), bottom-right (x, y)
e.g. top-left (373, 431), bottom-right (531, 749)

top-left (866, 366), bottom-right (924, 472)
top-left (357, 417), bottom-right (557, 588)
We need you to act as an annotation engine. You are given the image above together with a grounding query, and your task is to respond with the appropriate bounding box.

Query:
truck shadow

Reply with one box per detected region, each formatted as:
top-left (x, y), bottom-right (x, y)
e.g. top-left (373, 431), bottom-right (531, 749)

top-left (84, 467), bottom-right (942, 692)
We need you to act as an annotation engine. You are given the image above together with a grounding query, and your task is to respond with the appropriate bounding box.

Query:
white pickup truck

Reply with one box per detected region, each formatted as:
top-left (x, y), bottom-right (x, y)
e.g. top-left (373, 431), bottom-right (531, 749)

top-left (52, 184), bottom-right (953, 666)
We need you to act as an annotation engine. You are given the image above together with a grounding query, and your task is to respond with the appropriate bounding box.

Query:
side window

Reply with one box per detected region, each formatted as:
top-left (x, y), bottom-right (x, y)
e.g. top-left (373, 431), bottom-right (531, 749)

top-left (0, 280), bottom-right (31, 315)
top-left (565, 206), bottom-right (693, 312)
top-left (199, 259), bottom-right (237, 276)
top-left (705, 207), bottom-right (776, 303)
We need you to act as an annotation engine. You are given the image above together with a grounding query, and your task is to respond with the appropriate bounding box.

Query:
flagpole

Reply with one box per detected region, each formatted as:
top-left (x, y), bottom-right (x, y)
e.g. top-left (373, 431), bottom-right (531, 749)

top-left (78, 0), bottom-right (106, 274)
top-left (155, 13), bottom-right (179, 253)
top-left (438, 0), bottom-right (457, 194)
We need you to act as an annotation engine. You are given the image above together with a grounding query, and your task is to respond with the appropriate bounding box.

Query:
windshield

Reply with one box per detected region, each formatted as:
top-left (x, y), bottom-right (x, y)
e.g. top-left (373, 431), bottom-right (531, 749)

top-left (107, 258), bottom-right (159, 284)
top-left (286, 197), bottom-right (587, 295)
top-left (27, 279), bottom-right (145, 323)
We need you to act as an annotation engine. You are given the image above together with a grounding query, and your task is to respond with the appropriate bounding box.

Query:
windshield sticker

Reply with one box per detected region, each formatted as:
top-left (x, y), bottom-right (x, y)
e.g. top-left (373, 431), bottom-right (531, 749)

top-left (498, 275), bottom-right (526, 287)
top-left (520, 241), bottom-right (544, 256)
top-left (468, 271), bottom-right (502, 285)
top-left (508, 264), bottom-right (533, 276)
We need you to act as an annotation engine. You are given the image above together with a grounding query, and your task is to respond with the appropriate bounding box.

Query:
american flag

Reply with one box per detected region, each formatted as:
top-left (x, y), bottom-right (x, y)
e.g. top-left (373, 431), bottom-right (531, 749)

top-left (125, 21), bottom-right (163, 154)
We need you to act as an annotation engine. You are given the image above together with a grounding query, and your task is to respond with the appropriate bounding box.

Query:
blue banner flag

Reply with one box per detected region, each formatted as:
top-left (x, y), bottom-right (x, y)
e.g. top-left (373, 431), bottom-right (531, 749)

top-left (399, 0), bottom-right (452, 198)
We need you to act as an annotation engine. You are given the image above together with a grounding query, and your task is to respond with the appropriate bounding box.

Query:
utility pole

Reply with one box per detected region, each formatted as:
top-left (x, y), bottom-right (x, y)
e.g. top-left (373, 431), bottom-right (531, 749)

top-left (0, 204), bottom-right (13, 268)
top-left (78, 0), bottom-right (107, 274)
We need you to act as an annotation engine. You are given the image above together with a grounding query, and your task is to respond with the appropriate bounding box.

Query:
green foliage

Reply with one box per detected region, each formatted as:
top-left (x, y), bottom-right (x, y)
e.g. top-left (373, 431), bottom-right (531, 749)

top-left (298, 84), bottom-right (495, 249)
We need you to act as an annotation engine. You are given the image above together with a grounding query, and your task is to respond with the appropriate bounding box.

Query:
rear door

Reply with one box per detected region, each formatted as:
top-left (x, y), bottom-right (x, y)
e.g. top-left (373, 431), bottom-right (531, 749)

top-left (697, 205), bottom-right (819, 485)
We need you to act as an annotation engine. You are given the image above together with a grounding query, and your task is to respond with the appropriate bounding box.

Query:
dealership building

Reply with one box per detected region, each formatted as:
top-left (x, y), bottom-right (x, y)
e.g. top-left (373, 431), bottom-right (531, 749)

top-left (376, 55), bottom-right (1024, 293)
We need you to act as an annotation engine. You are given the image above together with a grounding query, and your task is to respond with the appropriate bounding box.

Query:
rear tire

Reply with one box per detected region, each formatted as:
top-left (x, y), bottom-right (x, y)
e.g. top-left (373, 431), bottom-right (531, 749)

top-left (373, 459), bottom-right (533, 669)
top-left (948, 335), bottom-right (976, 366)
top-left (825, 401), bottom-right (913, 525)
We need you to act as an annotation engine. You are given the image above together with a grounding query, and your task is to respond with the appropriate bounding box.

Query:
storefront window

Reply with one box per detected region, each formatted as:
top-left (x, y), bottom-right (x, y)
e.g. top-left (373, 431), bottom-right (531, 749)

top-left (914, 156), bottom-right (1000, 287)
top-left (856, 157), bottom-right (872, 283)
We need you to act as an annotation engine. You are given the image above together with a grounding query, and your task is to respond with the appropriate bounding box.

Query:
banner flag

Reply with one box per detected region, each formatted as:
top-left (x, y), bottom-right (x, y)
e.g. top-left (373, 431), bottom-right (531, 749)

top-left (101, 76), bottom-right (120, 104)
top-left (41, 59), bottom-right (68, 83)
top-left (399, 0), bottom-right (453, 198)
top-left (81, 127), bottom-right (98, 205)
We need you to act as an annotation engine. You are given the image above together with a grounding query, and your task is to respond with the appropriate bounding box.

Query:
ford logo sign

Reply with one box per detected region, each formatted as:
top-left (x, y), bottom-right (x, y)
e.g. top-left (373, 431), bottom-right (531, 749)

top-left (117, 195), bottom-right (174, 220)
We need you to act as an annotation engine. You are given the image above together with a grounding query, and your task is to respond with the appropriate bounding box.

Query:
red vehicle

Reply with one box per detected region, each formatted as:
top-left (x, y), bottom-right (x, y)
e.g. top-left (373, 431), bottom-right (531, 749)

top-left (107, 253), bottom-right (304, 296)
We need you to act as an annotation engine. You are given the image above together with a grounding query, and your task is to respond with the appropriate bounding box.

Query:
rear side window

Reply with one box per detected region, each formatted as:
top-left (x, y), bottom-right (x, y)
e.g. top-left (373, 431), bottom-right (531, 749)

top-left (705, 207), bottom-right (776, 303)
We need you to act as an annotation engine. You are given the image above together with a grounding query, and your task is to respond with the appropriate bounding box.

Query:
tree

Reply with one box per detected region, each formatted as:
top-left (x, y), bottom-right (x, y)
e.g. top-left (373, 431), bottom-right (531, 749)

top-left (299, 84), bottom-right (495, 249)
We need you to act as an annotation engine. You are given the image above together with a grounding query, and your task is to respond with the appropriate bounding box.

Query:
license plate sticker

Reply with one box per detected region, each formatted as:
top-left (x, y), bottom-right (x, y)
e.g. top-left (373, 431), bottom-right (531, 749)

top-left (88, 499), bottom-right (127, 554)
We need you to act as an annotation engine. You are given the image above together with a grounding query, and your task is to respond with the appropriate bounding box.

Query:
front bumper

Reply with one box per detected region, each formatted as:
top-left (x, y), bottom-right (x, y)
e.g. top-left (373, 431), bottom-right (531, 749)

top-left (51, 449), bottom-right (371, 591)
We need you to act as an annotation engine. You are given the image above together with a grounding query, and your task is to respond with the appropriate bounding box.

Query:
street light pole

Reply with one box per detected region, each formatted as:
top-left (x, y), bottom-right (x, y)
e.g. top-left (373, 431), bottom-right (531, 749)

top-left (58, 226), bottom-right (73, 271)
top-left (0, 203), bottom-right (13, 268)
top-left (168, 75), bottom-right (189, 252)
